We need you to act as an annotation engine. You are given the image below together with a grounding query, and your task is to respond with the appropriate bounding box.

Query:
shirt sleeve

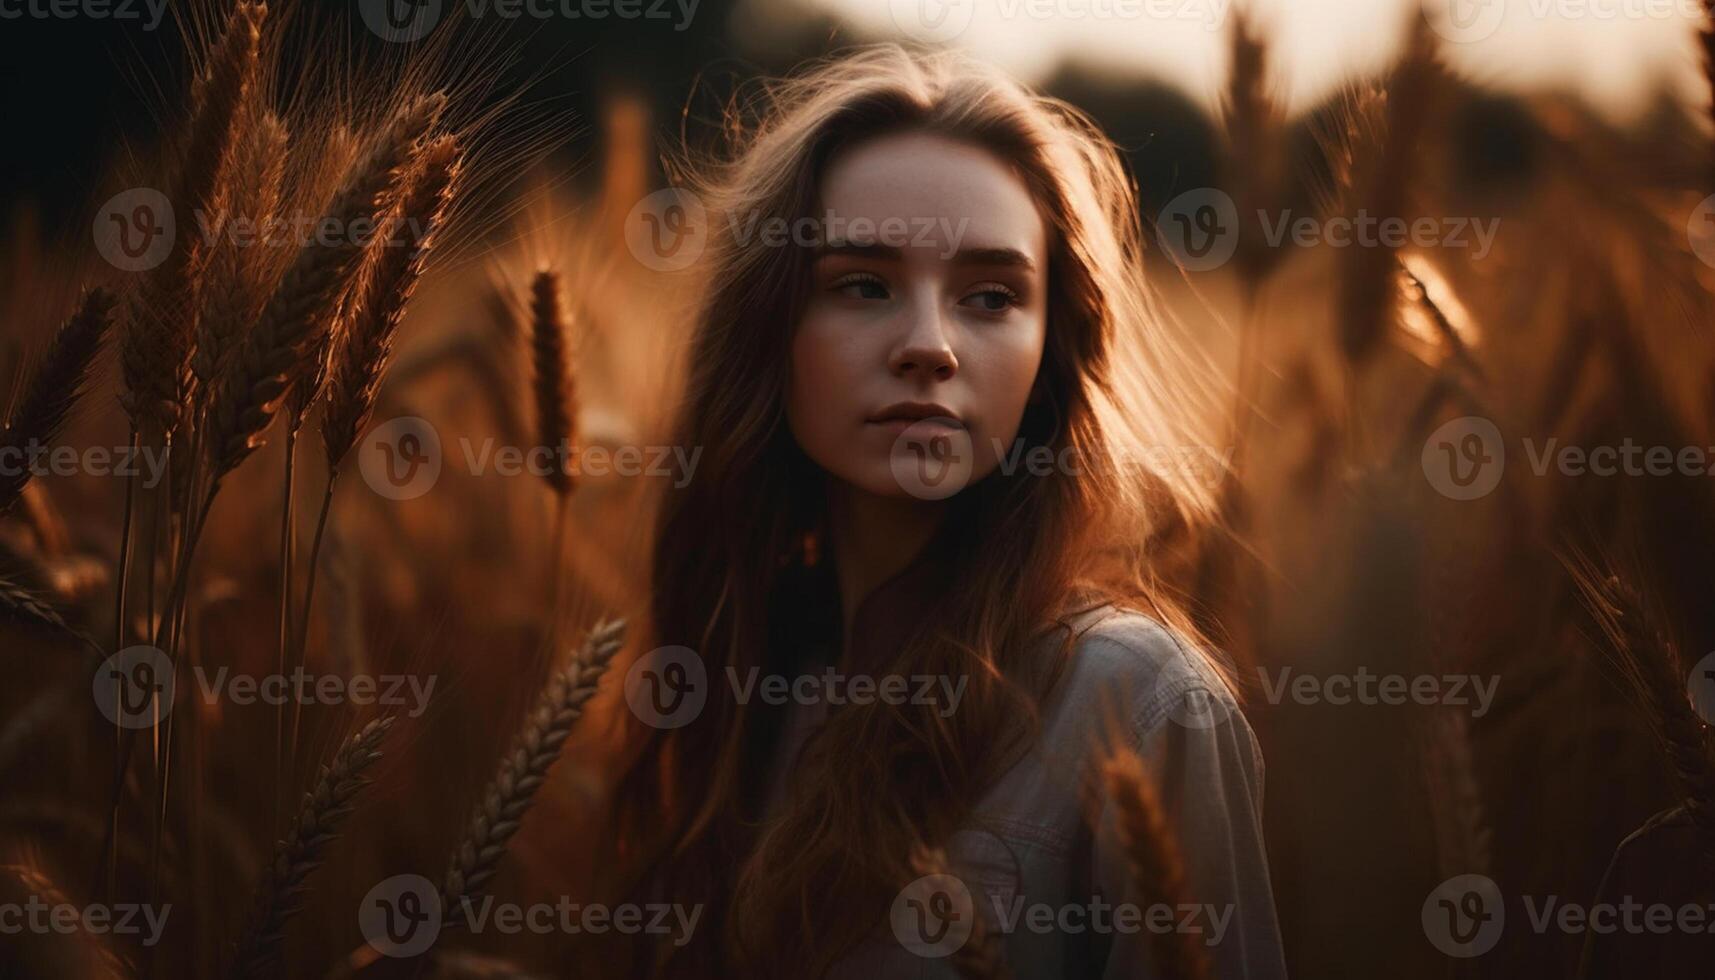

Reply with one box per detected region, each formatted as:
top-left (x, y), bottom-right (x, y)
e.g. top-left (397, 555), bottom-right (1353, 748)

top-left (1092, 673), bottom-right (1290, 980)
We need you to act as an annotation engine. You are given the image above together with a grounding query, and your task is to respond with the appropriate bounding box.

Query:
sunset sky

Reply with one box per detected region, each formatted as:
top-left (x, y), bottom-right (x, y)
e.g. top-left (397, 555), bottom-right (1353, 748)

top-left (751, 0), bottom-right (1707, 120)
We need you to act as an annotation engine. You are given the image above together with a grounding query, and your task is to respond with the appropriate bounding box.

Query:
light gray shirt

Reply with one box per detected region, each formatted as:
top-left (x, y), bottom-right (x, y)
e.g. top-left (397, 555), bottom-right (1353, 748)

top-left (771, 604), bottom-right (1290, 979)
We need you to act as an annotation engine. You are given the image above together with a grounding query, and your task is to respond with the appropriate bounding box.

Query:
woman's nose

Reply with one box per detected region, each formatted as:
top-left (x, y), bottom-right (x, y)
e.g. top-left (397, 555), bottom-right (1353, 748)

top-left (887, 295), bottom-right (958, 380)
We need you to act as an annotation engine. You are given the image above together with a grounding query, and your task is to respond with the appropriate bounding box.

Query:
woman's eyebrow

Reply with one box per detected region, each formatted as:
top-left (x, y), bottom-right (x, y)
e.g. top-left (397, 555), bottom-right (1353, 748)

top-left (814, 241), bottom-right (1036, 271)
top-left (954, 246), bottom-right (1036, 272)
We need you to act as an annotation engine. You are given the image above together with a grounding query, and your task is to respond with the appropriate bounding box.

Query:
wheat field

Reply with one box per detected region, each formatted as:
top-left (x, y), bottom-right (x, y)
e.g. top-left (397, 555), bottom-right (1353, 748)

top-left (1, 1), bottom-right (1713, 977)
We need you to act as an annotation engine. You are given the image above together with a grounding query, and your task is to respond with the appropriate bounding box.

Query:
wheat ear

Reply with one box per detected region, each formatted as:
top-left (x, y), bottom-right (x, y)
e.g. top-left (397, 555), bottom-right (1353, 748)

top-left (907, 844), bottom-right (1010, 980)
top-left (1099, 748), bottom-right (1212, 980)
top-left (118, 1), bottom-right (264, 438)
top-left (204, 93), bottom-right (445, 491)
top-left (439, 619), bottom-right (625, 926)
top-left (0, 288), bottom-right (116, 514)
top-left (529, 270), bottom-right (575, 496)
top-left (322, 136), bottom-right (463, 468)
top-left (228, 715), bottom-right (395, 977)
top-left (1580, 571), bottom-right (1715, 866)
top-left (192, 109), bottom-right (290, 406)
top-left (1335, 18), bottom-right (1435, 367)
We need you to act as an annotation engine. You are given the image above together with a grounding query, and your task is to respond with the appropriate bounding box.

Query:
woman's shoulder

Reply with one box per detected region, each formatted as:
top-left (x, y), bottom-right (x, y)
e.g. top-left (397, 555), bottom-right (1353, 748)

top-left (1042, 602), bottom-right (1243, 739)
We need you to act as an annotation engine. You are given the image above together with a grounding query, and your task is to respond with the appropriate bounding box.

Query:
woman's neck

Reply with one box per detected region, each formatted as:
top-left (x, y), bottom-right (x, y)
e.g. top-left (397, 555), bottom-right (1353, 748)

top-left (825, 482), bottom-right (949, 657)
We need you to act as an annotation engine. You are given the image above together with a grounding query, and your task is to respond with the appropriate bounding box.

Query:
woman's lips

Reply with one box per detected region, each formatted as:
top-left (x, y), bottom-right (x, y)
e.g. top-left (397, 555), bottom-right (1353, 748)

top-left (869, 417), bottom-right (965, 436)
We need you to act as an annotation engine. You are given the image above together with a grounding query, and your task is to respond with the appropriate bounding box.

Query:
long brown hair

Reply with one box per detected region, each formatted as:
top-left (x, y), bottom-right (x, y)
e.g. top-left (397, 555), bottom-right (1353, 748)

top-left (612, 44), bottom-right (1228, 977)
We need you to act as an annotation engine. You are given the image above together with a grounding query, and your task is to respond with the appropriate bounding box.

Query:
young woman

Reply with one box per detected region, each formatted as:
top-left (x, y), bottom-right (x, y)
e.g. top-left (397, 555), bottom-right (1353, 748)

top-left (610, 44), bottom-right (1287, 979)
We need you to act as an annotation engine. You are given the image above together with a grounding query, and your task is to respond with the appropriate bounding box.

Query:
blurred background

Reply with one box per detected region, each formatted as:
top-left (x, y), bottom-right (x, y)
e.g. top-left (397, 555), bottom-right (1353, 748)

top-left (3, 0), bottom-right (1715, 977)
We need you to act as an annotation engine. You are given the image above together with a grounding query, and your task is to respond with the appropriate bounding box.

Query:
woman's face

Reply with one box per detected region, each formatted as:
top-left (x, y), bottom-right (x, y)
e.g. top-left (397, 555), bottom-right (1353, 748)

top-left (786, 130), bottom-right (1050, 500)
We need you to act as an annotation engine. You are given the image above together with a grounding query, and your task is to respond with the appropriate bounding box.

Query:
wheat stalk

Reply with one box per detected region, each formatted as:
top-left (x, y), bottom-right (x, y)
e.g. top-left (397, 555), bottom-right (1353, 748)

top-left (203, 93), bottom-right (445, 493)
top-left (228, 716), bottom-right (395, 977)
top-left (322, 136), bottom-right (463, 468)
top-left (191, 109), bottom-right (290, 407)
top-left (1575, 567), bottom-right (1715, 867)
top-left (0, 288), bottom-right (116, 514)
top-left (0, 572), bottom-right (79, 641)
top-left (118, 0), bottom-right (264, 439)
top-left (529, 269), bottom-right (575, 496)
top-left (1099, 748), bottom-right (1211, 980)
top-left (438, 619), bottom-right (625, 928)
top-left (1335, 19), bottom-right (1437, 368)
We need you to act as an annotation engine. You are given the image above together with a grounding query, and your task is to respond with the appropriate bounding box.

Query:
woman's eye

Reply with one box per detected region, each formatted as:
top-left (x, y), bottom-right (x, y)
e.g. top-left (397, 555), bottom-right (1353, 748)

top-left (833, 275), bottom-right (889, 300)
top-left (961, 286), bottom-right (1019, 313)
